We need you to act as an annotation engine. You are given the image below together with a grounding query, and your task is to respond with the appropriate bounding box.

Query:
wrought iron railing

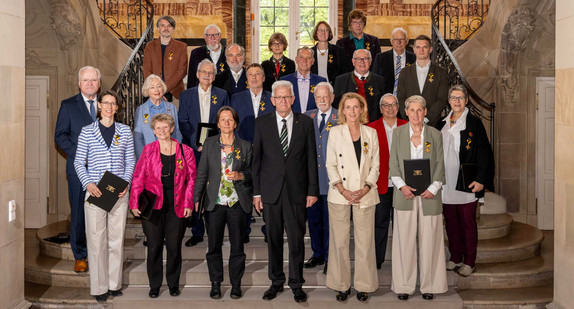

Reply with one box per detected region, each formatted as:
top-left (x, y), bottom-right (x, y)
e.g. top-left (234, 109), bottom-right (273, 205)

top-left (431, 0), bottom-right (495, 145)
top-left (97, 0), bottom-right (154, 128)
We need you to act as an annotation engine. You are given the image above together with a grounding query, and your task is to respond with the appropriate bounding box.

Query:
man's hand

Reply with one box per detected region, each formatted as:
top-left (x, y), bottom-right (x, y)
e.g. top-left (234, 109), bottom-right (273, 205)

top-left (253, 196), bottom-right (263, 213)
top-left (469, 181), bottom-right (484, 193)
top-left (306, 196), bottom-right (318, 208)
top-left (420, 190), bottom-right (435, 199)
top-left (184, 208), bottom-right (192, 218)
top-left (400, 185), bottom-right (416, 200)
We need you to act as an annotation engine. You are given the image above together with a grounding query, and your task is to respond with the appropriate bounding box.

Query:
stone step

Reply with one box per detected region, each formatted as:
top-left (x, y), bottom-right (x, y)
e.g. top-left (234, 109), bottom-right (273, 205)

top-left (474, 221), bottom-right (544, 263)
top-left (458, 284), bottom-right (553, 308)
top-left (476, 213), bottom-right (513, 240)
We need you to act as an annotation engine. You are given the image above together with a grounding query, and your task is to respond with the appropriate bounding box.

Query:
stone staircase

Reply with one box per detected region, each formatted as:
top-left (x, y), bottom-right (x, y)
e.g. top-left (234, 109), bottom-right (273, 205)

top-left (25, 211), bottom-right (553, 308)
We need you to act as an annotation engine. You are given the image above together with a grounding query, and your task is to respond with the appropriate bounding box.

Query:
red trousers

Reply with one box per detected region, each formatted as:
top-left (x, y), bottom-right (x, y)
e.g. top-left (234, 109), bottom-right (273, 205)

top-left (443, 200), bottom-right (478, 267)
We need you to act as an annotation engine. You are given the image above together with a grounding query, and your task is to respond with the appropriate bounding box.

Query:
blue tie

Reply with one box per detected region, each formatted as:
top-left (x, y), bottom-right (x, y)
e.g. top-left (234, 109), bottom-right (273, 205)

top-left (88, 100), bottom-right (96, 121)
top-left (319, 113), bottom-right (326, 132)
top-left (394, 55), bottom-right (402, 96)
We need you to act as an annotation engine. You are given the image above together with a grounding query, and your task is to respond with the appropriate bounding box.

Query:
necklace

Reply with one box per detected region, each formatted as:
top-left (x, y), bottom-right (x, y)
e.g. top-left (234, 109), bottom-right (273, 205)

top-left (161, 142), bottom-right (173, 177)
top-left (450, 115), bottom-right (457, 124)
top-left (318, 49), bottom-right (327, 56)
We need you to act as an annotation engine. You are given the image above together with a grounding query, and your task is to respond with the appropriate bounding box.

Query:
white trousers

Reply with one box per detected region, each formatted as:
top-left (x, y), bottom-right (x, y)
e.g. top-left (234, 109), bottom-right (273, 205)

top-left (84, 193), bottom-right (128, 295)
top-left (391, 196), bottom-right (448, 295)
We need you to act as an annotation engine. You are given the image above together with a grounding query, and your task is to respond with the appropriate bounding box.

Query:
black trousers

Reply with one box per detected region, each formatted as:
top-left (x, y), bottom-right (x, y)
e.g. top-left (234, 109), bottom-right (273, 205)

top-left (205, 203), bottom-right (247, 286)
top-left (263, 188), bottom-right (307, 289)
top-left (375, 189), bottom-right (394, 265)
top-left (141, 202), bottom-right (186, 289)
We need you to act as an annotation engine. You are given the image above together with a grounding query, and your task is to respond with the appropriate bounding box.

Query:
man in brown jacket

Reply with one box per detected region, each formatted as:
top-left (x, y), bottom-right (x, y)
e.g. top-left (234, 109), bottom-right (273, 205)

top-left (143, 15), bottom-right (188, 101)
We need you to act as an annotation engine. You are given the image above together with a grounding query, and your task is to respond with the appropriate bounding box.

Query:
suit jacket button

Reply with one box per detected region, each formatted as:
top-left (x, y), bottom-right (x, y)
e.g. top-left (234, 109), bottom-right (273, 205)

top-left (318, 145), bottom-right (321, 148)
top-left (339, 154), bottom-right (342, 157)
top-left (343, 177), bottom-right (346, 181)
top-left (341, 166), bottom-right (344, 169)
top-left (318, 155), bottom-right (321, 158)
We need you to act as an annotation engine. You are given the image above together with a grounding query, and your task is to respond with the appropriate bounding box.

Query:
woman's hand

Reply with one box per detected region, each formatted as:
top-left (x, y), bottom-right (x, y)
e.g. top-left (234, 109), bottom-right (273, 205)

top-left (340, 189), bottom-right (354, 202)
top-left (184, 208), bottom-right (192, 218)
top-left (399, 185), bottom-right (416, 200)
top-left (118, 187), bottom-right (128, 198)
top-left (86, 183), bottom-right (102, 197)
top-left (227, 171), bottom-right (243, 181)
top-left (194, 202), bottom-right (204, 214)
top-left (349, 187), bottom-right (370, 204)
top-left (131, 209), bottom-right (141, 217)
top-left (420, 190), bottom-right (435, 199)
top-left (469, 181), bottom-right (484, 193)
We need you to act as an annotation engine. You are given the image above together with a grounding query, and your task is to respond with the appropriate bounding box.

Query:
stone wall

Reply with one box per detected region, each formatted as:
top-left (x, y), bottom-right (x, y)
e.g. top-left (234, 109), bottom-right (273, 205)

top-left (552, 0), bottom-right (574, 307)
top-left (0, 1), bottom-right (28, 308)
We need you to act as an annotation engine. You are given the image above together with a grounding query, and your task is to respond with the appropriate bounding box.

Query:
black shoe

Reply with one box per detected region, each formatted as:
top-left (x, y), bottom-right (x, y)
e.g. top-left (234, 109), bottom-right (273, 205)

top-left (185, 236), bottom-right (203, 247)
top-left (94, 293), bottom-right (108, 302)
top-left (250, 216), bottom-right (256, 223)
top-left (149, 288), bottom-right (160, 298)
top-left (397, 293), bottom-right (409, 300)
top-left (108, 289), bottom-right (123, 297)
top-left (210, 282), bottom-right (222, 299)
top-left (422, 293), bottom-right (434, 300)
top-left (304, 257), bottom-right (325, 268)
top-left (356, 292), bottom-right (369, 301)
top-left (230, 285), bottom-right (242, 299)
top-left (169, 286), bottom-right (180, 297)
top-left (377, 262), bottom-right (382, 270)
top-left (262, 284), bottom-right (284, 300)
top-left (323, 263), bottom-right (328, 275)
top-left (244, 236), bottom-right (250, 243)
top-left (292, 287), bottom-right (308, 302)
top-left (264, 235), bottom-right (268, 243)
top-left (336, 288), bottom-right (351, 301)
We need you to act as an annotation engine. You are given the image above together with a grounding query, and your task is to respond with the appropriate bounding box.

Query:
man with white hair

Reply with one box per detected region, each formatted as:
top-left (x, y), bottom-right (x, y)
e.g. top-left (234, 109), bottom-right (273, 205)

top-left (213, 43), bottom-right (248, 96)
top-left (372, 28), bottom-right (416, 96)
top-left (187, 24), bottom-right (227, 88)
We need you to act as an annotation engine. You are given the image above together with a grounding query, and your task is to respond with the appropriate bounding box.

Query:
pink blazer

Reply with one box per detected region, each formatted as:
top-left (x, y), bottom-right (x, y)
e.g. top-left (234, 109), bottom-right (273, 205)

top-left (129, 139), bottom-right (196, 218)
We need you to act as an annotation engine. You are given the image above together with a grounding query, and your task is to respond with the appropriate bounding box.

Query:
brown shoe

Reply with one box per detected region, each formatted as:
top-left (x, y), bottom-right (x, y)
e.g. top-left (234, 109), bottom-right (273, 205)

top-left (74, 259), bottom-right (88, 272)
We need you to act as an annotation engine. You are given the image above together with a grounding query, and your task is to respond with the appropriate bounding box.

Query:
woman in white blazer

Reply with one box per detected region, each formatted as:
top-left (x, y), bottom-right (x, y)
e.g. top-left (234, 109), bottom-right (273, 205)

top-left (74, 90), bottom-right (135, 303)
top-left (325, 92), bottom-right (380, 302)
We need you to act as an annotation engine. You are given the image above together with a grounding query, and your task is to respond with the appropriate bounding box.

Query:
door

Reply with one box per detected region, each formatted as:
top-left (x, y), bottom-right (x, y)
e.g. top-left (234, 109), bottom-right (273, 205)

top-left (536, 77), bottom-right (555, 230)
top-left (252, 0), bottom-right (336, 62)
top-left (25, 76), bottom-right (50, 228)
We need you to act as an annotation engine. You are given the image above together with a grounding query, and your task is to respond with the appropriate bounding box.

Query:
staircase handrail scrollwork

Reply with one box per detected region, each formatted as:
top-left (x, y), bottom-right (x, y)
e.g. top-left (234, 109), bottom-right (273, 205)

top-left (97, 0), bottom-right (154, 128)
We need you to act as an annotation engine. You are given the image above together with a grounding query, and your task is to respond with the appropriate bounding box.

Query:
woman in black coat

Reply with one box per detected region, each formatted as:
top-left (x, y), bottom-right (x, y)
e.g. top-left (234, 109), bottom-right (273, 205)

top-left (261, 32), bottom-right (296, 91)
top-left (437, 85), bottom-right (495, 277)
top-left (311, 21), bottom-right (346, 87)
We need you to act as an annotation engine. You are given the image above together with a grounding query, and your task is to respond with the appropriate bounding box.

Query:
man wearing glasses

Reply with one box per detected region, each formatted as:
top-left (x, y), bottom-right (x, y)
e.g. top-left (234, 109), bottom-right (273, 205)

top-left (367, 93), bottom-right (408, 269)
top-left (336, 9), bottom-right (380, 71)
top-left (373, 28), bottom-right (416, 96)
top-left (333, 49), bottom-right (385, 122)
top-left (187, 24), bottom-right (227, 89)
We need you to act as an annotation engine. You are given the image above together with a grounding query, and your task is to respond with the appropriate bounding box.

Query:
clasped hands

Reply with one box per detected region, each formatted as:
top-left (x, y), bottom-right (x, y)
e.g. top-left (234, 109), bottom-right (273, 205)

top-left (399, 185), bottom-right (434, 200)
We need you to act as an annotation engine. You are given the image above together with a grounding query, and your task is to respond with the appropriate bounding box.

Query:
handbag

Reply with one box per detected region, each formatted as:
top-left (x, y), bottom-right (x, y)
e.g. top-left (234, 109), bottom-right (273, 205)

top-left (138, 188), bottom-right (157, 221)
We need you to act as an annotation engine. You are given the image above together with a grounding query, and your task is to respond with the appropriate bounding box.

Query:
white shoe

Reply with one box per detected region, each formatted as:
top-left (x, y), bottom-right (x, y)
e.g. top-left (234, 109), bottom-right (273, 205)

top-left (457, 264), bottom-right (475, 277)
top-left (446, 260), bottom-right (463, 271)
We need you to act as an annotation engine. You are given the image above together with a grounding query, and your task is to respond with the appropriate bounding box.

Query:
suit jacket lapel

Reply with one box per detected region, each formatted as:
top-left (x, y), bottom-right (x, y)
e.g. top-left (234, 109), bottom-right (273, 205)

top-left (92, 122), bottom-right (107, 149)
top-left (400, 124), bottom-right (411, 172)
top-left (358, 126), bottom-right (367, 170)
top-left (421, 63), bottom-right (435, 95)
top-left (76, 94), bottom-right (94, 122)
top-left (423, 124), bottom-right (431, 160)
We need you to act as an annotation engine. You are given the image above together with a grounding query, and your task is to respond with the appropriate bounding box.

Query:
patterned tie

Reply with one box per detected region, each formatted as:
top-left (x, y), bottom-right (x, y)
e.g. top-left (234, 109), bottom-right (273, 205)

top-left (88, 100), bottom-right (96, 121)
top-left (319, 113), bottom-right (326, 132)
top-left (280, 119), bottom-right (288, 156)
top-left (393, 55), bottom-right (402, 96)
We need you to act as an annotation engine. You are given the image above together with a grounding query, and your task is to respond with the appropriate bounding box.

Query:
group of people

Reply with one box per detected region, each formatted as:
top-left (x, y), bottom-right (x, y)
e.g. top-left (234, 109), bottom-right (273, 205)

top-left (54, 9), bottom-right (494, 304)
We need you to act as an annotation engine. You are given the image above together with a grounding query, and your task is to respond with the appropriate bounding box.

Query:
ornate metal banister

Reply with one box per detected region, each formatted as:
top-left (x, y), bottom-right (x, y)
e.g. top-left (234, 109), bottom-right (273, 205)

top-left (97, 0), bottom-right (154, 128)
top-left (431, 0), bottom-right (495, 146)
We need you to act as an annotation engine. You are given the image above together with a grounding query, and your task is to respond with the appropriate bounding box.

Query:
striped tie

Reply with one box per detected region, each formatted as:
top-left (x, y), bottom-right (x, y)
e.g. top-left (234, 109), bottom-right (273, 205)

top-left (393, 55), bottom-right (402, 96)
top-left (280, 119), bottom-right (288, 155)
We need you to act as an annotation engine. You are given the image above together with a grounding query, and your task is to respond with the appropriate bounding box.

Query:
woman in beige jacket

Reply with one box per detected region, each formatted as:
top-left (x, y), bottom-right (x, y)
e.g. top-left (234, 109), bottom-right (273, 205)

top-left (325, 92), bottom-right (380, 302)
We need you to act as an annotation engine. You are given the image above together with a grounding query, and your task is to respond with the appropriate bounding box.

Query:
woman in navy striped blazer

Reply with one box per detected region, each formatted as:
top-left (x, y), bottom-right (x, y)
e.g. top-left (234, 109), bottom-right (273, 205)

top-left (74, 90), bottom-right (135, 303)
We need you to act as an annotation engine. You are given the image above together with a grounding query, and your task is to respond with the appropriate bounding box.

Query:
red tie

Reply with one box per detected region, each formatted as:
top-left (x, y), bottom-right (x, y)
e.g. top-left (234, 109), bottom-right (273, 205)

top-left (275, 61), bottom-right (280, 79)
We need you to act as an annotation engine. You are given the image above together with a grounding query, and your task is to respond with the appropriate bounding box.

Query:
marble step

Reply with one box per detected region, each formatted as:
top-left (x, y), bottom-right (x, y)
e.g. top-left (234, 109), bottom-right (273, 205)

top-left (458, 284), bottom-right (553, 308)
top-left (474, 221), bottom-right (544, 263)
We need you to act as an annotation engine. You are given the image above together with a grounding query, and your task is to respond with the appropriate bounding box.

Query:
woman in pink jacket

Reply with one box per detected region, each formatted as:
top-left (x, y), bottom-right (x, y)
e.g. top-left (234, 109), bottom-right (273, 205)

top-left (129, 113), bottom-right (196, 298)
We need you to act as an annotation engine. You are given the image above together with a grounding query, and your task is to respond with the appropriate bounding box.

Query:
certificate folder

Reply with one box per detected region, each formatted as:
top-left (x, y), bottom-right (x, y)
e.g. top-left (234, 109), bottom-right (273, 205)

top-left (86, 171), bottom-right (129, 212)
top-left (461, 163), bottom-right (477, 193)
top-left (196, 123), bottom-right (218, 146)
top-left (403, 159), bottom-right (431, 196)
top-left (138, 189), bottom-right (157, 220)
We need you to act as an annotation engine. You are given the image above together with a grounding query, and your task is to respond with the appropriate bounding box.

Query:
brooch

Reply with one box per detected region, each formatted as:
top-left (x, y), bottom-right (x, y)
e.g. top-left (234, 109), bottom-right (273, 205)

top-left (281, 64), bottom-right (286, 72)
top-left (425, 142), bottom-right (431, 153)
top-left (332, 114), bottom-right (336, 120)
top-left (310, 84), bottom-right (316, 94)
top-left (143, 113), bottom-right (149, 124)
top-left (235, 148), bottom-right (241, 160)
top-left (259, 101), bottom-right (266, 111)
top-left (177, 158), bottom-right (183, 169)
top-left (326, 122), bottom-right (333, 131)
top-left (310, 113), bottom-right (316, 119)
top-left (328, 54), bottom-right (333, 63)
top-left (363, 142), bottom-right (369, 154)
top-left (366, 42), bottom-right (371, 50)
top-left (212, 95), bottom-right (217, 105)
top-left (246, 80), bottom-right (249, 89)
top-left (114, 134), bottom-right (120, 146)
top-left (428, 73), bottom-right (434, 83)
top-left (219, 63), bottom-right (225, 72)
top-left (168, 52), bottom-right (173, 61)
top-left (368, 86), bottom-right (374, 96)
top-left (466, 138), bottom-right (472, 150)
top-left (469, 132), bottom-right (473, 137)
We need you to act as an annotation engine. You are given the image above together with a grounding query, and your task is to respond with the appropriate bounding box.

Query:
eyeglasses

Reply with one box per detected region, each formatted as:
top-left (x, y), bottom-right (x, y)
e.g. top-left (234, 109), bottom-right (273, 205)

top-left (100, 101), bottom-right (118, 107)
top-left (205, 33), bottom-right (220, 38)
top-left (381, 103), bottom-right (397, 109)
top-left (449, 96), bottom-right (466, 101)
top-left (198, 70), bottom-right (215, 76)
top-left (353, 57), bottom-right (371, 62)
top-left (273, 95), bottom-right (293, 101)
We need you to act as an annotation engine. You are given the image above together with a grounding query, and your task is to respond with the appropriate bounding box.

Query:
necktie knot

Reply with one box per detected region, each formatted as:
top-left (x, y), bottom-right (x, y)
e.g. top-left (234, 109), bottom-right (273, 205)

top-left (319, 113), bottom-right (327, 132)
top-left (297, 77), bottom-right (310, 82)
top-left (360, 76), bottom-right (366, 81)
top-left (88, 100), bottom-right (96, 122)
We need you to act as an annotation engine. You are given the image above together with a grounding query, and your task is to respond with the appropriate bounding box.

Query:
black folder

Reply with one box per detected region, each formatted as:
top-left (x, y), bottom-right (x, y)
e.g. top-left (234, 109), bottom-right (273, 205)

top-left (196, 123), bottom-right (218, 146)
top-left (86, 171), bottom-right (129, 212)
top-left (403, 159), bottom-right (431, 196)
top-left (138, 189), bottom-right (157, 220)
top-left (461, 163), bottom-right (477, 193)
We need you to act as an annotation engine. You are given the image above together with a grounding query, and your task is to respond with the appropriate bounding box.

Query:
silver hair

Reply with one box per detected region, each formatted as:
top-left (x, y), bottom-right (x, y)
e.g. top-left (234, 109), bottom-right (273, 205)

top-left (379, 93), bottom-right (398, 107)
top-left (405, 95), bottom-right (427, 110)
top-left (352, 49), bottom-right (371, 59)
top-left (141, 74), bottom-right (167, 97)
top-left (197, 59), bottom-right (217, 74)
top-left (204, 24), bottom-right (221, 35)
top-left (296, 46), bottom-right (315, 57)
top-left (226, 43), bottom-right (246, 58)
top-left (314, 81), bottom-right (334, 95)
top-left (448, 84), bottom-right (468, 98)
top-left (271, 80), bottom-right (294, 97)
top-left (391, 27), bottom-right (408, 39)
top-left (78, 66), bottom-right (101, 81)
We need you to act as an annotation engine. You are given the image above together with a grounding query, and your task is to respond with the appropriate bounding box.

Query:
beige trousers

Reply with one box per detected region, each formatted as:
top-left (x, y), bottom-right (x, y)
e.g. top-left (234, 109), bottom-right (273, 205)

top-left (84, 193), bottom-right (128, 296)
top-left (326, 202), bottom-right (378, 293)
top-left (391, 196), bottom-right (448, 295)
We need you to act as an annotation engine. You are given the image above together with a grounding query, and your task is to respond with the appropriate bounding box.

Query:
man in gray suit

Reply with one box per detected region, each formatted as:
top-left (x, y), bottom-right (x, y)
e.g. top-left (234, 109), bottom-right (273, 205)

top-left (303, 82), bottom-right (338, 274)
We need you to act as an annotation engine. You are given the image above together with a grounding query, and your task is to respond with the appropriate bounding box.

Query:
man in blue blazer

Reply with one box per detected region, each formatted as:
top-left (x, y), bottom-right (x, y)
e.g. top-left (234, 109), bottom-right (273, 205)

top-left (179, 58), bottom-right (229, 246)
top-left (54, 66), bottom-right (100, 272)
top-left (280, 47), bottom-right (326, 113)
top-left (231, 63), bottom-right (275, 143)
top-left (213, 44), bottom-right (248, 97)
top-left (303, 82), bottom-right (338, 274)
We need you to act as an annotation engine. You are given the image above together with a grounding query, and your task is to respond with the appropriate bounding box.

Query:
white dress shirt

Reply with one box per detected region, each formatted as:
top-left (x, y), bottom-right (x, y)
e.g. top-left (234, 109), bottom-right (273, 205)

top-left (82, 94), bottom-right (97, 115)
top-left (209, 46), bottom-right (222, 65)
top-left (231, 68), bottom-right (243, 84)
top-left (317, 50), bottom-right (329, 81)
top-left (276, 111), bottom-right (294, 146)
top-left (391, 125), bottom-right (443, 195)
top-left (353, 70), bottom-right (370, 80)
top-left (250, 89), bottom-right (263, 118)
top-left (416, 60), bottom-right (431, 94)
top-left (383, 118), bottom-right (398, 187)
top-left (198, 86), bottom-right (212, 123)
top-left (441, 108), bottom-right (477, 204)
top-left (317, 107), bottom-right (333, 129)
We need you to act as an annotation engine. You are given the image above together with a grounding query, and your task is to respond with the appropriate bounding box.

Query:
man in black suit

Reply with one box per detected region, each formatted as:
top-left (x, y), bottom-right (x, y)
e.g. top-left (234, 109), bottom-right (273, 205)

top-left (187, 24), bottom-right (227, 88)
top-left (253, 80), bottom-right (319, 303)
top-left (372, 27), bottom-right (416, 96)
top-left (333, 49), bottom-right (385, 122)
top-left (336, 9), bottom-right (380, 71)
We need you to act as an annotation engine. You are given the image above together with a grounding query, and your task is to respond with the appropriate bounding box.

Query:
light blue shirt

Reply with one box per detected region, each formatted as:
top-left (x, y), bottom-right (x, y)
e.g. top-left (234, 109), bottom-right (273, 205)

top-left (134, 99), bottom-right (182, 160)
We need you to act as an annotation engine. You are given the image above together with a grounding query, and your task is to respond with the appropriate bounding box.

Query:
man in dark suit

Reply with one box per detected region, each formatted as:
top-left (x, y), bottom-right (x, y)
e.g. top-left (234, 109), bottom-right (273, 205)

top-left (187, 24), bottom-right (227, 89)
top-left (253, 80), bottom-right (319, 303)
top-left (179, 59), bottom-right (229, 246)
top-left (280, 47), bottom-right (327, 113)
top-left (303, 82), bottom-right (338, 274)
top-left (54, 66), bottom-right (100, 273)
top-left (336, 9), bottom-right (380, 71)
top-left (213, 43), bottom-right (248, 97)
top-left (143, 15), bottom-right (188, 101)
top-left (372, 27), bottom-right (416, 96)
top-left (396, 34), bottom-right (449, 127)
top-left (333, 49), bottom-right (385, 122)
